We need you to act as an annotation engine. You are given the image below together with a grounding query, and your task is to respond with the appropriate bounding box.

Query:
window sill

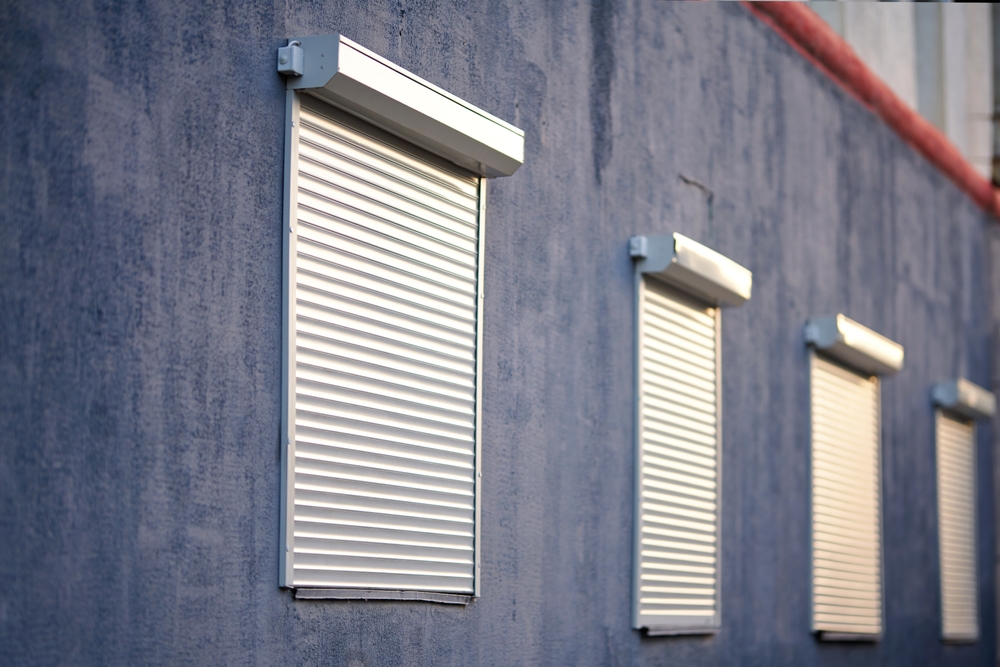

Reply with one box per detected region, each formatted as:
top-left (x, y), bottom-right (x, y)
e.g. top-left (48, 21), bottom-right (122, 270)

top-left (294, 589), bottom-right (471, 605)
top-left (645, 627), bottom-right (720, 638)
top-left (818, 631), bottom-right (881, 643)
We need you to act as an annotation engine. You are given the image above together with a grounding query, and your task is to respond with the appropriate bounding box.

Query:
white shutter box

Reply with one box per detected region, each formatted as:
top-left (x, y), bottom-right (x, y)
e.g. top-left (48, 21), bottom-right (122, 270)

top-left (809, 354), bottom-right (883, 638)
top-left (283, 34), bottom-right (525, 178)
top-left (635, 280), bottom-right (720, 633)
top-left (936, 412), bottom-right (979, 642)
top-left (281, 94), bottom-right (482, 596)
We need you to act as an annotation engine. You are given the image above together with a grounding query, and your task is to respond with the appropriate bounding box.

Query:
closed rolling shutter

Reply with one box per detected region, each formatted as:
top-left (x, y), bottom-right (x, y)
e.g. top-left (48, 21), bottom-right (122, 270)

top-left (810, 354), bottom-right (882, 637)
top-left (635, 279), bottom-right (720, 632)
top-left (936, 412), bottom-right (979, 641)
top-left (285, 95), bottom-right (481, 593)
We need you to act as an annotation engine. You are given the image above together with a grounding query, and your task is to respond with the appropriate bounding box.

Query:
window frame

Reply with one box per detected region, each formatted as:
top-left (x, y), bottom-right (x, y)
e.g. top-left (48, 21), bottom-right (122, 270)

top-left (277, 34), bottom-right (522, 601)
top-left (803, 314), bottom-right (903, 641)
top-left (806, 350), bottom-right (885, 641)
top-left (629, 233), bottom-right (751, 636)
top-left (930, 377), bottom-right (995, 642)
top-left (632, 275), bottom-right (723, 635)
top-left (933, 408), bottom-right (980, 643)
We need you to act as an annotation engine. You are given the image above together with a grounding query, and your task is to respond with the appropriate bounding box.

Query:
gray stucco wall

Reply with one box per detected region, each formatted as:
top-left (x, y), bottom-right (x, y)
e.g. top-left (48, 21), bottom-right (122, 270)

top-left (1, 1), bottom-right (996, 664)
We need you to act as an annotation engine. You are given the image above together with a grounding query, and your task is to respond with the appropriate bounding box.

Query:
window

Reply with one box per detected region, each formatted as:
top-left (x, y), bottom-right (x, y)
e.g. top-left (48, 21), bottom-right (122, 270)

top-left (931, 378), bottom-right (995, 642)
top-left (278, 34), bottom-right (523, 600)
top-left (808, 354), bottom-right (882, 637)
top-left (935, 412), bottom-right (977, 641)
top-left (629, 233), bottom-right (752, 635)
top-left (804, 315), bottom-right (903, 640)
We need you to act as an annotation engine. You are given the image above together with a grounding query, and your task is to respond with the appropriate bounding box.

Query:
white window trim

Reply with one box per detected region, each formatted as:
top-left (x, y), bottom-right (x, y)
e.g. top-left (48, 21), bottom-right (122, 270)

top-left (277, 35), bottom-right (523, 600)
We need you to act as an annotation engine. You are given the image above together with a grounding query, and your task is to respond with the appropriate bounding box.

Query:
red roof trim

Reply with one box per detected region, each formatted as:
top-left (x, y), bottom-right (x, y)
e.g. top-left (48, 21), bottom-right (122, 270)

top-left (742, 1), bottom-right (1000, 217)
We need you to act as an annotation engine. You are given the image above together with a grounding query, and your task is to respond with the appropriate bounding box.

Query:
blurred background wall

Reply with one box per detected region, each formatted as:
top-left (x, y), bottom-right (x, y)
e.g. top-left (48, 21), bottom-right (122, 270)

top-left (812, 2), bottom-right (994, 179)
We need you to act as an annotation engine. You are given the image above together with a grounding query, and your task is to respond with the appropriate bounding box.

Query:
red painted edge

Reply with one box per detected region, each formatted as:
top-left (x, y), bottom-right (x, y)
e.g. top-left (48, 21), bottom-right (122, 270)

top-left (742, 1), bottom-right (1000, 217)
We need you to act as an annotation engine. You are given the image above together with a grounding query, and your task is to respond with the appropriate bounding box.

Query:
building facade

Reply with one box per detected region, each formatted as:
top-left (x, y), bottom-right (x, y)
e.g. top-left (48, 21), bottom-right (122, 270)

top-left (2, 1), bottom-right (999, 665)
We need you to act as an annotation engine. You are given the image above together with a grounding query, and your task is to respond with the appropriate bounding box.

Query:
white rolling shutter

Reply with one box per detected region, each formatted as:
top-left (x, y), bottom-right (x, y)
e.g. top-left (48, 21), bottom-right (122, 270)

top-left (936, 412), bottom-right (979, 642)
top-left (635, 279), bottom-right (720, 633)
top-left (282, 94), bottom-right (481, 594)
top-left (809, 354), bottom-right (882, 637)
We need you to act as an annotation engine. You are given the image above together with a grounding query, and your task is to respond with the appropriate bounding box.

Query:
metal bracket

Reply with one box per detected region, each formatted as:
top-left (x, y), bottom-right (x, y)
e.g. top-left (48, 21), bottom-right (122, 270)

top-left (277, 40), bottom-right (304, 77)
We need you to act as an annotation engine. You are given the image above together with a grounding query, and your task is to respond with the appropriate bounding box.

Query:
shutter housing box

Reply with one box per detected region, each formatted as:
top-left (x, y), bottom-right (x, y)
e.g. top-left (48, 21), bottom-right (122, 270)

top-left (631, 233), bottom-right (752, 307)
top-left (631, 234), bottom-right (752, 635)
top-left (932, 378), bottom-right (996, 422)
top-left (284, 35), bottom-right (524, 178)
top-left (804, 315), bottom-right (904, 376)
top-left (279, 36), bottom-right (524, 600)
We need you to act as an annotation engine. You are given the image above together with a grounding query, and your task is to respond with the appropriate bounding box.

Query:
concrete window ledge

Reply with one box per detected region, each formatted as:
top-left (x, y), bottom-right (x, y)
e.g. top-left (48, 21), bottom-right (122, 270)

top-left (819, 632), bottom-right (881, 643)
top-left (294, 589), bottom-right (471, 605)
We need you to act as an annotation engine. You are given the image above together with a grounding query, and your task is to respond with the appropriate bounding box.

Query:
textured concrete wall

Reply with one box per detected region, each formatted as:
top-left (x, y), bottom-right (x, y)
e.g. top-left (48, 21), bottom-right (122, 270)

top-left (1, 1), bottom-right (996, 665)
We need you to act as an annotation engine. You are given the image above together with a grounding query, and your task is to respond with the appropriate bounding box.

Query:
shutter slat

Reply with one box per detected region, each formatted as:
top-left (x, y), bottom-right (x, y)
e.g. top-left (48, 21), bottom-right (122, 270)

top-left (297, 334), bottom-right (474, 389)
top-left (297, 238), bottom-right (475, 307)
top-left (297, 174), bottom-right (478, 255)
top-left (297, 206), bottom-right (476, 276)
top-left (298, 190), bottom-right (476, 265)
top-left (297, 109), bottom-right (479, 197)
top-left (644, 500), bottom-right (717, 521)
top-left (643, 347), bottom-right (716, 379)
top-left (293, 571), bottom-right (474, 590)
top-left (295, 412), bottom-right (471, 455)
top-left (296, 442), bottom-right (472, 480)
top-left (297, 141), bottom-right (479, 225)
top-left (294, 488), bottom-right (472, 523)
top-left (811, 355), bottom-right (882, 636)
top-left (295, 517), bottom-right (472, 544)
top-left (296, 380), bottom-right (474, 431)
top-left (643, 458), bottom-right (715, 482)
top-left (298, 256), bottom-right (476, 320)
top-left (296, 396), bottom-right (474, 443)
top-left (298, 267), bottom-right (476, 328)
top-left (288, 99), bottom-right (479, 593)
top-left (937, 413), bottom-right (979, 641)
top-left (297, 363), bottom-right (473, 412)
top-left (637, 280), bottom-right (719, 631)
top-left (295, 222), bottom-right (476, 291)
